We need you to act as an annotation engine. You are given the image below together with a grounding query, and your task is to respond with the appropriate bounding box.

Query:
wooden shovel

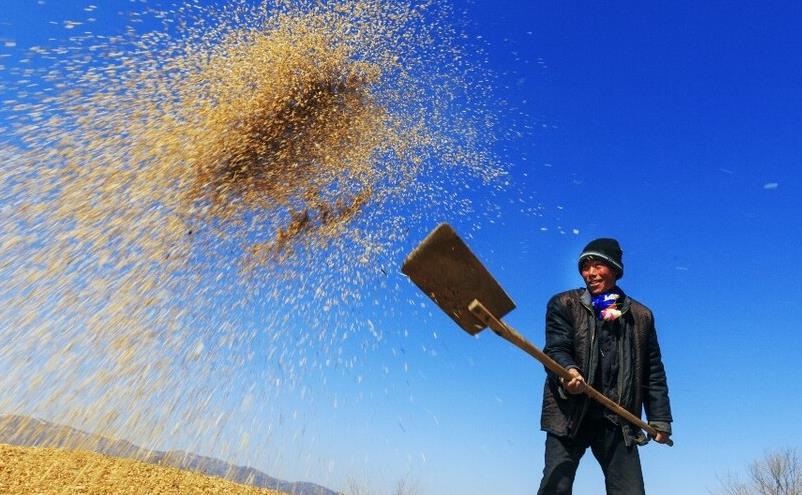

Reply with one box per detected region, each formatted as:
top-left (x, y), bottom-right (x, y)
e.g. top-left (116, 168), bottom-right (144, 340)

top-left (401, 223), bottom-right (672, 446)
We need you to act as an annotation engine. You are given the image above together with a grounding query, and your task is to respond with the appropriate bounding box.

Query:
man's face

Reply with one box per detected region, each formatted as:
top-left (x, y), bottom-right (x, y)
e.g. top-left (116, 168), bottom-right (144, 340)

top-left (580, 260), bottom-right (617, 295)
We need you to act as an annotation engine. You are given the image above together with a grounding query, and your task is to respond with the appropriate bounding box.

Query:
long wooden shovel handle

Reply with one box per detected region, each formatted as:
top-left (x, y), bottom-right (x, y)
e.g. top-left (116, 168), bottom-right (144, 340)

top-left (468, 299), bottom-right (673, 447)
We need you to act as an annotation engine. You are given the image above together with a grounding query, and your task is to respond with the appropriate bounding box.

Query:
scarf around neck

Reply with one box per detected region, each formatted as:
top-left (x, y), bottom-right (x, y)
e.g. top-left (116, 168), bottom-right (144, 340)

top-left (591, 287), bottom-right (625, 321)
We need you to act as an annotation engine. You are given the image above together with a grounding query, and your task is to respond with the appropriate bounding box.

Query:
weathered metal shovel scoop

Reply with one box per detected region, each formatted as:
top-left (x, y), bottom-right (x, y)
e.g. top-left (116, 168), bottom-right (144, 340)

top-left (401, 223), bottom-right (515, 335)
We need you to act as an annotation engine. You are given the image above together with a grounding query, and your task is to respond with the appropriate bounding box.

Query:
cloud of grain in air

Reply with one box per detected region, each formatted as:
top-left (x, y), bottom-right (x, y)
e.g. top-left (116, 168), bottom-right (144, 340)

top-left (0, 0), bottom-right (505, 457)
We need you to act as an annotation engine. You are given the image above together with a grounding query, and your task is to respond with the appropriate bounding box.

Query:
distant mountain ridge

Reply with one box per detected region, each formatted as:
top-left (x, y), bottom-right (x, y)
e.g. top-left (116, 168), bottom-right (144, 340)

top-left (0, 415), bottom-right (340, 495)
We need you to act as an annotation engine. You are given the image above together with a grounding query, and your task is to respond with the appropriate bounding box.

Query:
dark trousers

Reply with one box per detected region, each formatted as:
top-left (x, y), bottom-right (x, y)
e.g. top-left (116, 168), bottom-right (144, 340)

top-left (537, 415), bottom-right (645, 495)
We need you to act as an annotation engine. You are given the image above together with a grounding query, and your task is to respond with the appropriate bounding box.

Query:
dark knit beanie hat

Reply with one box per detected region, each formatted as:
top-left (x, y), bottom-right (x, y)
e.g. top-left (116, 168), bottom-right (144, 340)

top-left (578, 238), bottom-right (624, 280)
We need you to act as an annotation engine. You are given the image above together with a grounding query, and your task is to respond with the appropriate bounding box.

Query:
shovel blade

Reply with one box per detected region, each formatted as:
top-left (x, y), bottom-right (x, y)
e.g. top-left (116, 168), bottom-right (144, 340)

top-left (402, 223), bottom-right (515, 335)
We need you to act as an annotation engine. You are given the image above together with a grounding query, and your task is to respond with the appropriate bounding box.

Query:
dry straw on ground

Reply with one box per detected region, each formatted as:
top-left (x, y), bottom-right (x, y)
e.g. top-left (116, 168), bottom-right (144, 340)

top-left (0, 0), bottom-right (504, 469)
top-left (0, 443), bottom-right (286, 495)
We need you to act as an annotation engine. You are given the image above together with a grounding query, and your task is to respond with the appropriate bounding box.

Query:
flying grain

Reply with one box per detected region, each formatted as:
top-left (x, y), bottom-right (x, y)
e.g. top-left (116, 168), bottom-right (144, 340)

top-left (0, 0), bottom-right (504, 472)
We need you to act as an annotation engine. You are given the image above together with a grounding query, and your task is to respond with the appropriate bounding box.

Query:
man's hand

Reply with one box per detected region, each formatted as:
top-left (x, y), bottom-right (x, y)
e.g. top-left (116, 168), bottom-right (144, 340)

top-left (652, 432), bottom-right (671, 444)
top-left (560, 368), bottom-right (586, 395)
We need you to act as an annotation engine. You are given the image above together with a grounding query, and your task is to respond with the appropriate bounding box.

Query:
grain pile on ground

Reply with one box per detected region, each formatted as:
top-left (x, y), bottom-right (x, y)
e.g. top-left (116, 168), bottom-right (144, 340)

top-left (0, 443), bottom-right (287, 495)
top-left (0, 0), bottom-right (504, 475)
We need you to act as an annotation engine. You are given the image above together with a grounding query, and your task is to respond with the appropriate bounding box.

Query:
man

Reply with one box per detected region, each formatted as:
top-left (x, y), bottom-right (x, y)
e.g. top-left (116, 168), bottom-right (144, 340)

top-left (537, 238), bottom-right (672, 495)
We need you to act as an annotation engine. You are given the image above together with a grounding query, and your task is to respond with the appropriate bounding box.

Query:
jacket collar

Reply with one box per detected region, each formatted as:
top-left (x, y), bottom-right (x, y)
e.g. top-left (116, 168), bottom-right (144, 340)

top-left (580, 288), bottom-right (593, 309)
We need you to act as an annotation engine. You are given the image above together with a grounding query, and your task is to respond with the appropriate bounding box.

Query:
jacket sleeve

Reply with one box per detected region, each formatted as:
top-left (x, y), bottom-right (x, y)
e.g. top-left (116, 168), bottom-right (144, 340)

top-left (543, 294), bottom-right (580, 382)
top-left (644, 312), bottom-right (673, 433)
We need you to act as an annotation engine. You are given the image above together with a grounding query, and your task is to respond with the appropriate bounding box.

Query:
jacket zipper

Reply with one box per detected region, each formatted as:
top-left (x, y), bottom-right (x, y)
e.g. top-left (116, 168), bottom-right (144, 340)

top-left (574, 297), bottom-right (596, 435)
top-left (617, 310), bottom-right (627, 407)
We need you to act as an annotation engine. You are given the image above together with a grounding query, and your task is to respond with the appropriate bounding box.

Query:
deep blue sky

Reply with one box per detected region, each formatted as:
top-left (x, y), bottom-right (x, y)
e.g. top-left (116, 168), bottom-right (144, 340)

top-left (2, 1), bottom-right (802, 494)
